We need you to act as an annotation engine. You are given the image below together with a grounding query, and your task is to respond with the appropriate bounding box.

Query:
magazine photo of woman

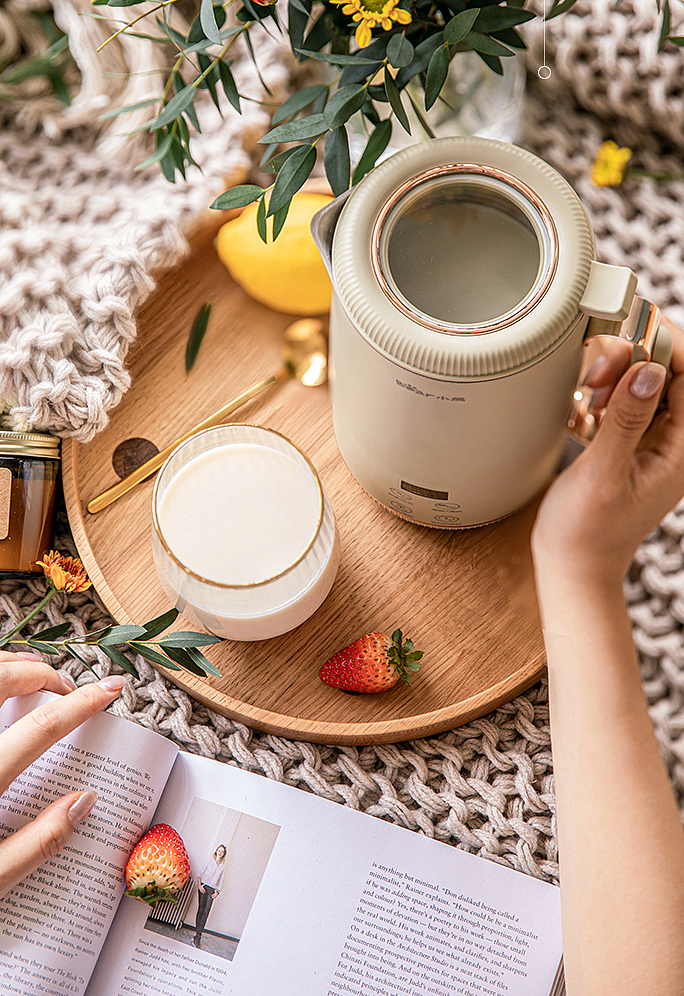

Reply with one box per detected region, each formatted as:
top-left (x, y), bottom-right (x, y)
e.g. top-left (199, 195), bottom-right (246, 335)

top-left (192, 844), bottom-right (227, 949)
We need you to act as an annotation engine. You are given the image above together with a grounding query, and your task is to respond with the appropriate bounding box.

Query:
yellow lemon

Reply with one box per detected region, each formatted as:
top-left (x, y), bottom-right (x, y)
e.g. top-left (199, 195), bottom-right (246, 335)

top-left (215, 192), bottom-right (333, 315)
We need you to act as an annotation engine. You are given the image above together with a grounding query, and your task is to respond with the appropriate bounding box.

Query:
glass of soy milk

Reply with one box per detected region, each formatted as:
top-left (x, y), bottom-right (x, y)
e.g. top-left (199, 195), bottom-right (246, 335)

top-left (152, 424), bottom-right (340, 641)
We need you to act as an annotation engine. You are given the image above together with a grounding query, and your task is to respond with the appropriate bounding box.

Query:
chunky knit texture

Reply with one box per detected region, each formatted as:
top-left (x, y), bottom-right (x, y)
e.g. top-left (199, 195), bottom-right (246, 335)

top-left (1, 0), bottom-right (684, 883)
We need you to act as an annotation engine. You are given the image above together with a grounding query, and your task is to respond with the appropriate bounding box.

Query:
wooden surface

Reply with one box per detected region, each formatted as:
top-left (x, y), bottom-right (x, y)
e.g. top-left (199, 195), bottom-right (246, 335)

top-left (62, 225), bottom-right (547, 745)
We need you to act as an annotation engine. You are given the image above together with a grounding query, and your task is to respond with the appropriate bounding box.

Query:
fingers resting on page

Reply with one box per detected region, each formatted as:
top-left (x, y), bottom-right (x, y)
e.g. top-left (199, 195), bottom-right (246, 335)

top-left (532, 317), bottom-right (684, 582)
top-left (0, 655), bottom-right (126, 899)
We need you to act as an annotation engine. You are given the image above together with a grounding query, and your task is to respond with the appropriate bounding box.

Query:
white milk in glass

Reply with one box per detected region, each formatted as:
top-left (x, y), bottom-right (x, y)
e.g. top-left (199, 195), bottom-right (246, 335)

top-left (152, 427), bottom-right (339, 641)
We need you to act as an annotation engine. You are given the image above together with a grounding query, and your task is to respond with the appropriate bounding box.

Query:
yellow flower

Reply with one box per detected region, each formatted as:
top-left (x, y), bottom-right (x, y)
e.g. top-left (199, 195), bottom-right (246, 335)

top-left (591, 140), bottom-right (632, 188)
top-left (36, 551), bottom-right (92, 593)
top-left (329, 0), bottom-right (411, 48)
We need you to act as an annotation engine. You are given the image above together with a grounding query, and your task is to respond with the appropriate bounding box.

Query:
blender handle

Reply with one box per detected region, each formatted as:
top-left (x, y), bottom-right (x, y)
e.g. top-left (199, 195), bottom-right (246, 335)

top-left (567, 297), bottom-right (674, 445)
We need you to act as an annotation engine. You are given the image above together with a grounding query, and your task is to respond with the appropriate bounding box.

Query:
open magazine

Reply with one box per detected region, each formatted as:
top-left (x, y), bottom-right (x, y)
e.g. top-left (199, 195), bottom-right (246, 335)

top-left (0, 693), bottom-right (565, 996)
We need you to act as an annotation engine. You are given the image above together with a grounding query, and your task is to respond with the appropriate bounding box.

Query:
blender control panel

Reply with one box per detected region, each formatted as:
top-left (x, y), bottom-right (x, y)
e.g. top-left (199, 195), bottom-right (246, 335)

top-left (387, 485), bottom-right (462, 525)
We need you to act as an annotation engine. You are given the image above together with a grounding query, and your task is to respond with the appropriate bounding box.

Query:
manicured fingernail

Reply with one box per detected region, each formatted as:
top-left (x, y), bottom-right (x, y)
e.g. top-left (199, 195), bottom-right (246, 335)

top-left (582, 353), bottom-right (608, 385)
top-left (98, 675), bottom-right (126, 693)
top-left (16, 652), bottom-right (42, 661)
top-left (59, 673), bottom-right (78, 691)
top-left (68, 791), bottom-right (98, 827)
top-left (630, 363), bottom-right (666, 399)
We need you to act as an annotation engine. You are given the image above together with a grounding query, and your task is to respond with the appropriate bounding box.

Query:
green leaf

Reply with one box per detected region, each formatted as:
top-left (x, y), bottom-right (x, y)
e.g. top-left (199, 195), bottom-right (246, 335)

top-left (26, 640), bottom-right (60, 656)
top-left (474, 6), bottom-right (535, 31)
top-left (218, 60), bottom-right (241, 113)
top-left (465, 31), bottom-right (513, 56)
top-left (151, 86), bottom-right (196, 131)
top-left (100, 644), bottom-right (140, 679)
top-left (185, 302), bottom-right (211, 373)
top-left (211, 184), bottom-right (265, 210)
top-left (444, 8), bottom-right (479, 46)
top-left (259, 112), bottom-right (328, 145)
top-left (425, 44), bottom-right (449, 110)
top-left (159, 645), bottom-right (208, 676)
top-left (324, 125), bottom-right (351, 196)
top-left (385, 70), bottom-right (410, 134)
top-left (93, 0), bottom-right (148, 5)
top-left (491, 27), bottom-right (526, 50)
top-left (266, 144), bottom-right (316, 216)
top-left (256, 195), bottom-right (268, 243)
top-left (97, 97), bottom-right (158, 121)
top-left (262, 147), bottom-right (301, 173)
top-left (272, 84), bottom-right (329, 125)
top-left (667, 35), bottom-right (684, 45)
top-left (140, 608), bottom-right (179, 639)
top-left (288, 0), bottom-right (311, 58)
top-left (98, 625), bottom-right (147, 646)
top-left (395, 32), bottom-right (444, 89)
top-left (272, 199), bottom-right (292, 240)
top-left (296, 48), bottom-right (382, 66)
top-left (475, 51), bottom-right (503, 75)
top-left (197, 52), bottom-right (221, 110)
top-left (324, 85), bottom-right (367, 129)
top-left (658, 0), bottom-right (671, 50)
top-left (386, 34), bottom-right (414, 68)
top-left (137, 131), bottom-right (175, 173)
top-left (200, 0), bottom-right (222, 44)
top-left (546, 0), bottom-right (579, 18)
top-left (64, 645), bottom-right (98, 675)
top-left (353, 119), bottom-right (392, 183)
top-left (32, 622), bottom-right (71, 641)
top-left (131, 643), bottom-right (182, 671)
top-left (185, 646), bottom-right (222, 677)
top-left (158, 631), bottom-right (222, 647)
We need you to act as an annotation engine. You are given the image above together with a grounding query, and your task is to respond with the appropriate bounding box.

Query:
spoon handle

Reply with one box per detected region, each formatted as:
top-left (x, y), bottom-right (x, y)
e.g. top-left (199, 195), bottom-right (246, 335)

top-left (87, 368), bottom-right (289, 515)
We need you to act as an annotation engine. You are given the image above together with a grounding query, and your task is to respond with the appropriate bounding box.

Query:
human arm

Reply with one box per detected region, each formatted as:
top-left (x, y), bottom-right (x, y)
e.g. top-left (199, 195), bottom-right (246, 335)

top-left (0, 655), bottom-right (126, 899)
top-left (531, 318), bottom-right (684, 996)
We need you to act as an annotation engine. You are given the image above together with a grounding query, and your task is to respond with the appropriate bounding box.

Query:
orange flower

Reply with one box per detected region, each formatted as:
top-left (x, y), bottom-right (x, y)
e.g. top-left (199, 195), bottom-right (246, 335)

top-left (36, 551), bottom-right (92, 593)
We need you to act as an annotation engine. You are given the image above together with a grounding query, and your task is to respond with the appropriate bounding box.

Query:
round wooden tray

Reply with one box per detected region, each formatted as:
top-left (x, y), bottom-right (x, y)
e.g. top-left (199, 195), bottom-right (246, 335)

top-left (62, 222), bottom-right (546, 745)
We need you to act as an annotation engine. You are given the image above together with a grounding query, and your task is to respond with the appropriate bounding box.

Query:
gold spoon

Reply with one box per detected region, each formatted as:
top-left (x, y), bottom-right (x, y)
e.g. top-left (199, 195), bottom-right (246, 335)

top-left (86, 318), bottom-right (328, 515)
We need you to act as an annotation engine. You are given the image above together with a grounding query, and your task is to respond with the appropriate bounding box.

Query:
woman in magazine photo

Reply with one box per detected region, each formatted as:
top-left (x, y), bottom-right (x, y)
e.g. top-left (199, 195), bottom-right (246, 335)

top-left (0, 326), bottom-right (684, 992)
top-left (192, 843), bottom-right (227, 949)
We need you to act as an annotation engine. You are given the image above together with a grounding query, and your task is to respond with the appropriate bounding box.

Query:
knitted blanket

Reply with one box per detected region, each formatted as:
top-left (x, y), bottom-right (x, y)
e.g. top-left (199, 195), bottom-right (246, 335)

top-left (1, 0), bottom-right (684, 884)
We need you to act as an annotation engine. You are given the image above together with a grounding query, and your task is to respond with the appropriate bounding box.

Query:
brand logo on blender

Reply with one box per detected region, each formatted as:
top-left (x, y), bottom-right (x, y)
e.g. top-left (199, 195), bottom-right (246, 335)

top-left (395, 380), bottom-right (465, 402)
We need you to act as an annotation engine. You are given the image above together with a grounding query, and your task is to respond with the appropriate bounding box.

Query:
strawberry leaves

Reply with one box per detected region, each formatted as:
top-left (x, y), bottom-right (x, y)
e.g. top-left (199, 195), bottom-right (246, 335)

top-left (389, 628), bottom-right (424, 685)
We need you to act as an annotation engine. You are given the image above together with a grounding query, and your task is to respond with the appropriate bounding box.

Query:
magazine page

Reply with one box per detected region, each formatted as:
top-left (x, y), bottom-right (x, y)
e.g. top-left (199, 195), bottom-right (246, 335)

top-left (88, 753), bottom-right (563, 996)
top-left (0, 692), bottom-right (178, 996)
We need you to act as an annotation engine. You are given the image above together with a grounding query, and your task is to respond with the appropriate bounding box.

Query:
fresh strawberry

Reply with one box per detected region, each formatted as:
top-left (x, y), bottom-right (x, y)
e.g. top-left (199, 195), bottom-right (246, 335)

top-left (319, 629), bottom-right (423, 693)
top-left (124, 823), bottom-right (190, 907)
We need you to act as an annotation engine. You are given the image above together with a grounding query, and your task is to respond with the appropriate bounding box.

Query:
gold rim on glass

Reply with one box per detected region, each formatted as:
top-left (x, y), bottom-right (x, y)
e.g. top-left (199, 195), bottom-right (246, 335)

top-left (371, 163), bottom-right (559, 336)
top-left (152, 424), bottom-right (325, 589)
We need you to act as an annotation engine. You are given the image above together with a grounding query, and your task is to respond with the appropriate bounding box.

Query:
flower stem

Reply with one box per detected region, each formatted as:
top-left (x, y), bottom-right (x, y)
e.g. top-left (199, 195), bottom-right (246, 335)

top-left (0, 589), bottom-right (56, 644)
top-left (406, 88), bottom-right (436, 139)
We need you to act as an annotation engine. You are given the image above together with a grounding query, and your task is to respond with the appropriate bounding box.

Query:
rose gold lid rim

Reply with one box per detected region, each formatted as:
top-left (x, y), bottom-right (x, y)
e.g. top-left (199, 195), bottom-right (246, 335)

top-left (371, 163), bottom-right (560, 336)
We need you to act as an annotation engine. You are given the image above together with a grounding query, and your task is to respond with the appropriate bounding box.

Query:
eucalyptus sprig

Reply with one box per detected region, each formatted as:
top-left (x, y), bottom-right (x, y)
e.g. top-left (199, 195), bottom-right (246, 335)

top-left (0, 551), bottom-right (221, 681)
top-left (93, 0), bottom-right (538, 235)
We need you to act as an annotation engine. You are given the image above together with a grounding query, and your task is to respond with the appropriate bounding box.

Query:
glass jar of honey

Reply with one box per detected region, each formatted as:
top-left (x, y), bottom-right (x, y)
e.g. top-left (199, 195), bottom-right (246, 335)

top-left (0, 422), bottom-right (60, 578)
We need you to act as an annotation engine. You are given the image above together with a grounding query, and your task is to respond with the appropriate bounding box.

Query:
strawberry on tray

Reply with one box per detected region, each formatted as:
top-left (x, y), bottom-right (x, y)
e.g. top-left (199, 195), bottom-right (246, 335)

top-left (319, 629), bottom-right (423, 694)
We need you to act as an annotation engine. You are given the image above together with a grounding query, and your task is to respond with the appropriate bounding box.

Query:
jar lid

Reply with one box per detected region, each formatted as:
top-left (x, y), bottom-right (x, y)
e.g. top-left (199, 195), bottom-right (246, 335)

top-left (0, 418), bottom-right (61, 460)
top-left (331, 136), bottom-right (596, 378)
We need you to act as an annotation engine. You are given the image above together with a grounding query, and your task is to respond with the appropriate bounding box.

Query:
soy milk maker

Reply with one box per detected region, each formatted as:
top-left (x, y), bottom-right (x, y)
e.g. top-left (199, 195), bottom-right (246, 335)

top-left (312, 136), bottom-right (671, 528)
